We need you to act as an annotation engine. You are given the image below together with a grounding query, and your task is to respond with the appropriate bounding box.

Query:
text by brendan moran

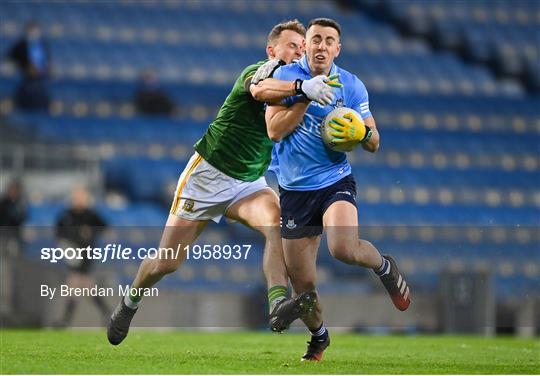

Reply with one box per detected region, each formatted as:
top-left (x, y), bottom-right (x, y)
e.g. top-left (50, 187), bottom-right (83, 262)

top-left (40, 284), bottom-right (158, 300)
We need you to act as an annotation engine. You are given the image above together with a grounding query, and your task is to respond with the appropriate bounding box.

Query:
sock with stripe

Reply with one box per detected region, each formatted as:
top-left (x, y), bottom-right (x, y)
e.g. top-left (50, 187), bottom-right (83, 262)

top-left (309, 322), bottom-right (329, 341)
top-left (268, 285), bottom-right (287, 313)
top-left (374, 257), bottom-right (391, 276)
top-left (124, 285), bottom-right (142, 309)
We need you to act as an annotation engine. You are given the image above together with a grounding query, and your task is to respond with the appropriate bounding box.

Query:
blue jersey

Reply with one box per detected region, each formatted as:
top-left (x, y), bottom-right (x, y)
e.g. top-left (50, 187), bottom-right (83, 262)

top-left (269, 55), bottom-right (372, 191)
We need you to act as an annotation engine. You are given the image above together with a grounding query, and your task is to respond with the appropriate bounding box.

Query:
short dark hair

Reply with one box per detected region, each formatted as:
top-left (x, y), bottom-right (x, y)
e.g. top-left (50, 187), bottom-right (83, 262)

top-left (267, 19), bottom-right (306, 44)
top-left (307, 18), bottom-right (341, 37)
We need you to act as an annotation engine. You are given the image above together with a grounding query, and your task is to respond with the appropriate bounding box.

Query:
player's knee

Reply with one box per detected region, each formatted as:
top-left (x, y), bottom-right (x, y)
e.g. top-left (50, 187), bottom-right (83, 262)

top-left (263, 203), bottom-right (281, 227)
top-left (328, 239), bottom-right (355, 264)
top-left (254, 205), bottom-right (281, 234)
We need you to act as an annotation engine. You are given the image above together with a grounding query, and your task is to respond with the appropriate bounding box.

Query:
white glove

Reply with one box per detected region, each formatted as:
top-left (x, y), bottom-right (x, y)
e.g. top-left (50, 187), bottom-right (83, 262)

top-left (296, 75), bottom-right (336, 106)
top-left (251, 59), bottom-right (285, 85)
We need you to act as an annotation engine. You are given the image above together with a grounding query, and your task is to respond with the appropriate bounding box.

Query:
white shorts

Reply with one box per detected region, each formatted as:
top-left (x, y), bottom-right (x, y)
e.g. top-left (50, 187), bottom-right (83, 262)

top-left (170, 152), bottom-right (271, 223)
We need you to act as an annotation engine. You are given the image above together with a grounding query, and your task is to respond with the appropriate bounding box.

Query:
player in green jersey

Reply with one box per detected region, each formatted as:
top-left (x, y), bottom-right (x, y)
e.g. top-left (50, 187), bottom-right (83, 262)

top-left (108, 20), bottom-right (338, 345)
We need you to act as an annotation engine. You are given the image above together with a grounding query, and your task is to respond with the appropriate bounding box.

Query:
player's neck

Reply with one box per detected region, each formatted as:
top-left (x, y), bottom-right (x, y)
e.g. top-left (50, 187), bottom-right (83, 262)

top-left (311, 68), bottom-right (331, 77)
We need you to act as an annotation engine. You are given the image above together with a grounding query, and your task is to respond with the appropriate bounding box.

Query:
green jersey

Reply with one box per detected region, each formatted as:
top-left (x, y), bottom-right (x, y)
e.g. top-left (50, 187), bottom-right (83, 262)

top-left (194, 60), bottom-right (274, 182)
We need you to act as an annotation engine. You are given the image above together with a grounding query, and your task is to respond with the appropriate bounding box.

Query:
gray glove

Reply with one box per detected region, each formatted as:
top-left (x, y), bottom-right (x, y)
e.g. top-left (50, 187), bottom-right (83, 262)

top-left (251, 59), bottom-right (285, 85)
top-left (295, 75), bottom-right (336, 106)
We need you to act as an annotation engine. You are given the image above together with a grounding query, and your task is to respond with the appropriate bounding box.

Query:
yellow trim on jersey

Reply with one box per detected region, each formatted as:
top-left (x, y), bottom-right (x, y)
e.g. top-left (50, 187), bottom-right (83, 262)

top-left (170, 155), bottom-right (203, 215)
top-left (243, 73), bottom-right (255, 92)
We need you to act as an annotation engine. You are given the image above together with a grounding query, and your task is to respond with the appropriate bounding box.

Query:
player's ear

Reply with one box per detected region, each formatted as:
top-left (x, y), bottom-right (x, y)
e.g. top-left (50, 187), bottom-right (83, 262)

top-left (335, 42), bottom-right (341, 58)
top-left (266, 45), bottom-right (275, 59)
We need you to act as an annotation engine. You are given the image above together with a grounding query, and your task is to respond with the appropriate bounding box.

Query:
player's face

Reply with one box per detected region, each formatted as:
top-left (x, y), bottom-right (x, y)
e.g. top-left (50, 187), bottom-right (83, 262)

top-left (306, 25), bottom-right (341, 76)
top-left (268, 30), bottom-right (305, 64)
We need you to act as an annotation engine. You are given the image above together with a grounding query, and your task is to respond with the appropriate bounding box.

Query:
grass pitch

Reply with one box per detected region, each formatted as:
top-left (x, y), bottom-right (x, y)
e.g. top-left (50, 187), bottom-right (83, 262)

top-left (1, 329), bottom-right (538, 374)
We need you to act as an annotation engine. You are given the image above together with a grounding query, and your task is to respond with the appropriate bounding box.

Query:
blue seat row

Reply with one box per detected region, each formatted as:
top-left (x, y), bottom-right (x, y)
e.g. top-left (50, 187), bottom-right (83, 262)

top-left (26, 201), bottom-right (167, 226)
top-left (0, 0), bottom-right (523, 97)
top-left (354, 0), bottom-right (540, 91)
top-left (14, 115), bottom-right (538, 155)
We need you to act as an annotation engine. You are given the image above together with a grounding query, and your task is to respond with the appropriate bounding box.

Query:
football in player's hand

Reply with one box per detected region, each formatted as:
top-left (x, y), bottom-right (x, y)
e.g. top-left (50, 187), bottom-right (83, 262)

top-left (321, 107), bottom-right (365, 152)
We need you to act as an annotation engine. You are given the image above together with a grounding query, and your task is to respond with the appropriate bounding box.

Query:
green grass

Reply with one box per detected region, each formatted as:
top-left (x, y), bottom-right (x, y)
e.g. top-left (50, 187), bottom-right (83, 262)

top-left (1, 330), bottom-right (538, 374)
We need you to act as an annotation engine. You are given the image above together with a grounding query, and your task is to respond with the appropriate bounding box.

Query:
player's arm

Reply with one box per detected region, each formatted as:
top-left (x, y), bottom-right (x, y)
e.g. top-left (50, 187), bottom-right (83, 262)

top-left (248, 75), bottom-right (340, 105)
top-left (244, 59), bottom-right (294, 104)
top-left (345, 75), bottom-right (379, 153)
top-left (265, 101), bottom-right (310, 142)
top-left (249, 78), bottom-right (297, 104)
top-left (361, 116), bottom-right (379, 153)
top-left (246, 59), bottom-right (341, 105)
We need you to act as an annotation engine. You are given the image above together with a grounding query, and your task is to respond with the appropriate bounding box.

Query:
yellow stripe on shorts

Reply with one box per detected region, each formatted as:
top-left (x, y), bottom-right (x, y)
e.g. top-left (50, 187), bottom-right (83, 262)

top-left (170, 155), bottom-right (203, 215)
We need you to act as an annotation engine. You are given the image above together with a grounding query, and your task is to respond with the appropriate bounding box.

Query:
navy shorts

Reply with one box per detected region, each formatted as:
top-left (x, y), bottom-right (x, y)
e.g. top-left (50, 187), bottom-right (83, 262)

top-left (279, 174), bottom-right (357, 239)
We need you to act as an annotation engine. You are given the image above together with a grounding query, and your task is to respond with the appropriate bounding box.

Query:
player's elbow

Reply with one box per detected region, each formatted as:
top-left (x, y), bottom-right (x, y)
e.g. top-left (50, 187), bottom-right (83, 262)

top-left (363, 133), bottom-right (380, 153)
top-left (266, 114), bottom-right (282, 141)
top-left (252, 87), bottom-right (271, 103)
top-left (366, 142), bottom-right (380, 153)
top-left (250, 86), bottom-right (264, 102)
top-left (251, 83), bottom-right (278, 103)
top-left (267, 127), bottom-right (283, 142)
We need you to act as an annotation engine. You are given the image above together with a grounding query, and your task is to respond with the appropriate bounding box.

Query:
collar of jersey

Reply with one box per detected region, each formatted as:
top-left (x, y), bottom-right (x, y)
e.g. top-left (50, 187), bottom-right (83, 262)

top-left (298, 55), bottom-right (338, 77)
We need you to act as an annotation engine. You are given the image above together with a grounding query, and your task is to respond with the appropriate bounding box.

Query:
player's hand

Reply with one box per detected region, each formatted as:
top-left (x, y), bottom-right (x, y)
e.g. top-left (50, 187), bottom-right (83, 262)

top-left (325, 73), bottom-right (342, 88)
top-left (297, 75), bottom-right (340, 106)
top-left (329, 111), bottom-right (372, 144)
top-left (251, 59), bottom-right (286, 84)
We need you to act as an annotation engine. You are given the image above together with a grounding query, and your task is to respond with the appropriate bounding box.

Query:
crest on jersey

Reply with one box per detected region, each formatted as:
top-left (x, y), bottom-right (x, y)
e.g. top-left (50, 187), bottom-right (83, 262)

top-left (335, 98), bottom-right (344, 108)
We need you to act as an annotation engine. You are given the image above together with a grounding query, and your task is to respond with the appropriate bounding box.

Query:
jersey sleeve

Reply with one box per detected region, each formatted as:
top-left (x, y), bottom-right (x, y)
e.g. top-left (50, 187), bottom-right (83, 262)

top-left (239, 63), bottom-right (261, 93)
top-left (349, 76), bottom-right (372, 119)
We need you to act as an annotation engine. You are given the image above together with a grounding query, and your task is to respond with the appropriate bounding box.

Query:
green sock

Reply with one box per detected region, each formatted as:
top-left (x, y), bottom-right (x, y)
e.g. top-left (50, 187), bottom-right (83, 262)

top-left (268, 285), bottom-right (287, 313)
top-left (124, 285), bottom-right (142, 309)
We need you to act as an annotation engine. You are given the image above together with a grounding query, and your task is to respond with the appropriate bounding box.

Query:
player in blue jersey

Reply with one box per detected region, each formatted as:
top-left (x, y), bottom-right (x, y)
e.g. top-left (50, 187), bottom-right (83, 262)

top-left (265, 18), bottom-right (411, 361)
